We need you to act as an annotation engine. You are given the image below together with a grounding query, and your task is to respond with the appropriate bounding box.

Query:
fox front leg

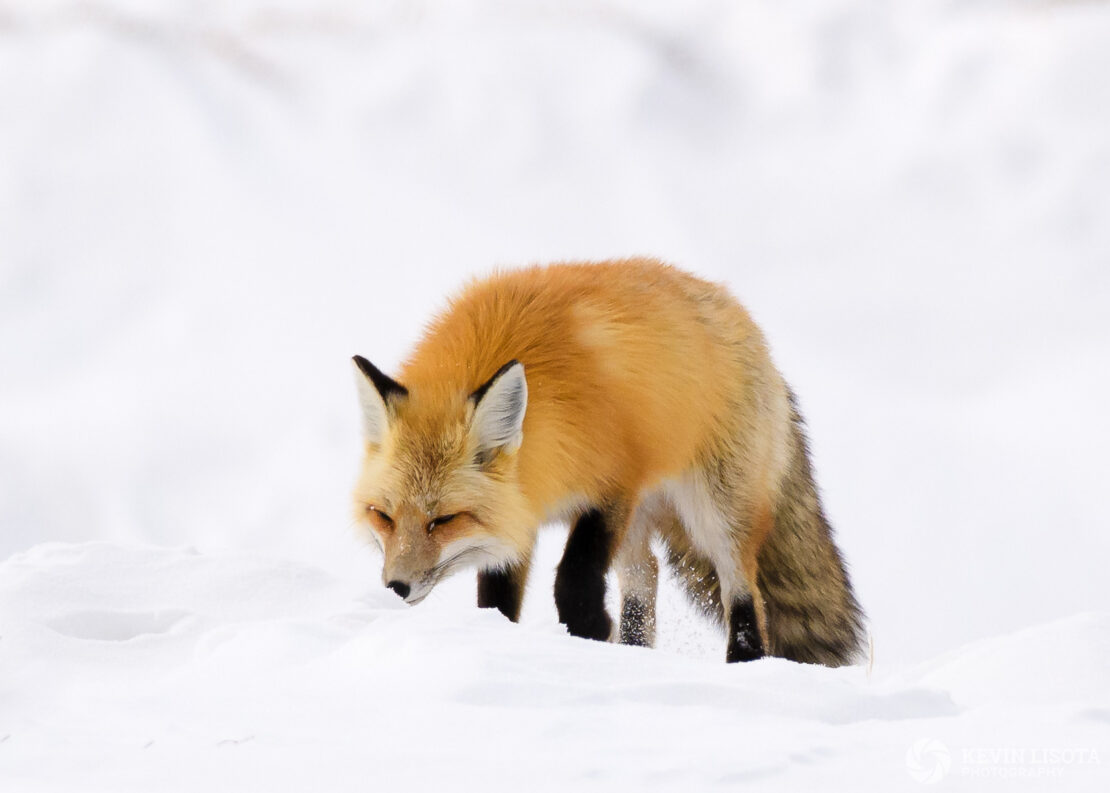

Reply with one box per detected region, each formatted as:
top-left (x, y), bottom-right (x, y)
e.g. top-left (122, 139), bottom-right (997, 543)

top-left (554, 501), bottom-right (633, 642)
top-left (477, 558), bottom-right (531, 622)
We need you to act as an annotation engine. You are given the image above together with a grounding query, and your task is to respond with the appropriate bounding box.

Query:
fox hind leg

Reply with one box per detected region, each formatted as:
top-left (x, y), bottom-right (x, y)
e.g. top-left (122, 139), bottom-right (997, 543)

top-left (721, 560), bottom-right (767, 663)
top-left (665, 470), bottom-right (768, 662)
top-left (724, 500), bottom-right (775, 661)
top-left (725, 595), bottom-right (763, 662)
top-left (617, 553), bottom-right (657, 647)
top-left (615, 497), bottom-right (661, 647)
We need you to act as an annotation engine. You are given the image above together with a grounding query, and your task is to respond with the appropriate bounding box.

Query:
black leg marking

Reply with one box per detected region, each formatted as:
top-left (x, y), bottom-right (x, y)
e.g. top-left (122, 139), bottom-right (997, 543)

top-left (726, 596), bottom-right (764, 663)
top-left (554, 509), bottom-right (613, 641)
top-left (477, 564), bottom-right (526, 622)
top-left (619, 597), bottom-right (649, 647)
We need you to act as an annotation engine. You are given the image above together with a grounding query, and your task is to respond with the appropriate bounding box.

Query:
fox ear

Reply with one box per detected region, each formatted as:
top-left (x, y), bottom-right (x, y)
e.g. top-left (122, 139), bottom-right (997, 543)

top-left (352, 356), bottom-right (407, 444)
top-left (469, 360), bottom-right (527, 460)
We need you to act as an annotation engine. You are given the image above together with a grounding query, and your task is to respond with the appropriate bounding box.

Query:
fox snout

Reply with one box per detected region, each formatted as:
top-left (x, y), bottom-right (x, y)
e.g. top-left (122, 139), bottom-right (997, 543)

top-left (380, 554), bottom-right (441, 604)
top-left (380, 560), bottom-right (424, 602)
top-left (382, 570), bottom-right (430, 604)
top-left (378, 541), bottom-right (440, 604)
top-left (385, 580), bottom-right (411, 600)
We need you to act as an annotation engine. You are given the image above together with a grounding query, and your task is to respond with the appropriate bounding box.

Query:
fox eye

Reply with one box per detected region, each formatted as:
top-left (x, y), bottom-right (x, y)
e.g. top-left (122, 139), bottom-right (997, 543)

top-left (366, 505), bottom-right (394, 526)
top-left (427, 513), bottom-right (458, 532)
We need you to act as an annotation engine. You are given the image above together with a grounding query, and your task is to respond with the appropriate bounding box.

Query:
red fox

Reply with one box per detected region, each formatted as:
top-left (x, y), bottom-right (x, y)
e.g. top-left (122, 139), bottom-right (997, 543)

top-left (352, 259), bottom-right (864, 665)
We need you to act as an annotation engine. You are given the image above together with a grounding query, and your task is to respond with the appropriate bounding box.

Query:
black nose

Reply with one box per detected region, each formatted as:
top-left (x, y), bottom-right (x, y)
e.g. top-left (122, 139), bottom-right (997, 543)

top-left (386, 580), bottom-right (411, 599)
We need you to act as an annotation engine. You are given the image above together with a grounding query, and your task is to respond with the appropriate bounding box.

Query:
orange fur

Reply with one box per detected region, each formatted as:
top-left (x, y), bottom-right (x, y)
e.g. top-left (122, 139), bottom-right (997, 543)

top-left (352, 258), bottom-right (864, 664)
top-left (396, 260), bottom-right (748, 518)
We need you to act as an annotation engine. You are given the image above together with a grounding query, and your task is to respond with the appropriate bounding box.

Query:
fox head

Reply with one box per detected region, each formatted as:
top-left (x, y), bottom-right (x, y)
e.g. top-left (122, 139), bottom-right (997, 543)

top-left (351, 356), bottom-right (533, 604)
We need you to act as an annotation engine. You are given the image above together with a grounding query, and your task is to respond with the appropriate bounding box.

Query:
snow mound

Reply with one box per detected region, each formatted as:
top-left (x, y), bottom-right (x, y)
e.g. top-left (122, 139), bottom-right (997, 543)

top-left (1, 544), bottom-right (1105, 791)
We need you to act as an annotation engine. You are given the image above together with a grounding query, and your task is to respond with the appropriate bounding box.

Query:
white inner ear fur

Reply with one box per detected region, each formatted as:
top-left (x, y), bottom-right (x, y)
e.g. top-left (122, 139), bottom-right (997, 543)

top-left (471, 363), bottom-right (527, 455)
top-left (354, 361), bottom-right (390, 444)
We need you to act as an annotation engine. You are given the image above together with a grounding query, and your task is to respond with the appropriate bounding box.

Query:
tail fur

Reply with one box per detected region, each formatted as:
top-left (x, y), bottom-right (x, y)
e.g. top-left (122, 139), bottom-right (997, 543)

top-left (757, 392), bottom-right (864, 665)
top-left (661, 392), bottom-right (865, 667)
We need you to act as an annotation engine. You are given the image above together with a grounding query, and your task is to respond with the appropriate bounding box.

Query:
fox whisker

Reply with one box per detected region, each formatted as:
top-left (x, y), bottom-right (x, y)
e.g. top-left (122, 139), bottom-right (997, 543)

top-left (350, 259), bottom-right (864, 665)
top-left (431, 545), bottom-right (501, 584)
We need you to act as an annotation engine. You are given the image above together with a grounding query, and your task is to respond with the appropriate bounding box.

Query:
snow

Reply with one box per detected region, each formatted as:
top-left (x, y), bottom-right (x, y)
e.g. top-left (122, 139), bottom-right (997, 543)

top-left (1, 0), bottom-right (1108, 789)
top-left (1, 543), bottom-right (1105, 791)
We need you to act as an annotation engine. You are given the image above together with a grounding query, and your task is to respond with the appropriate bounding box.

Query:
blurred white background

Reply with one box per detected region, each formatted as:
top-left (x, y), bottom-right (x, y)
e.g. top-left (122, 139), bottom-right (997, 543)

top-left (2, 0), bottom-right (1108, 665)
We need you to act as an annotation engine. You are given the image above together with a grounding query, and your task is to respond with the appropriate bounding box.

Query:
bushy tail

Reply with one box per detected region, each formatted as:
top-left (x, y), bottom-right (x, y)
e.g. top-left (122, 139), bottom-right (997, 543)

top-left (757, 393), bottom-right (865, 666)
top-left (660, 393), bottom-right (865, 667)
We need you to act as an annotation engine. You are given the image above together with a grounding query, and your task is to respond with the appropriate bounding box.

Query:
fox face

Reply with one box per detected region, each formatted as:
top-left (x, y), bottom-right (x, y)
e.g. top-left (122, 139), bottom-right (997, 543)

top-left (351, 356), bottom-right (534, 604)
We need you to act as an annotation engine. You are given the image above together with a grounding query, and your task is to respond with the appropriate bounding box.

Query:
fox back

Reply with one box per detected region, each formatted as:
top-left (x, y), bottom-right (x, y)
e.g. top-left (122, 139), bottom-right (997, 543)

top-left (352, 259), bottom-right (864, 664)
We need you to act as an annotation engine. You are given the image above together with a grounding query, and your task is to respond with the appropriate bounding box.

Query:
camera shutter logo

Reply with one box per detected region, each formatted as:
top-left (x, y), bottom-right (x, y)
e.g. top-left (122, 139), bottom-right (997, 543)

top-left (906, 738), bottom-right (951, 784)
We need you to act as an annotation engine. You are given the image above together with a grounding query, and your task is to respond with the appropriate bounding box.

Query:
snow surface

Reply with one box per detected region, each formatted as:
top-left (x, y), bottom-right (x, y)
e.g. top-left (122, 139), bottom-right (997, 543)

top-left (1, 0), bottom-right (1108, 789)
top-left (1, 543), bottom-right (1107, 791)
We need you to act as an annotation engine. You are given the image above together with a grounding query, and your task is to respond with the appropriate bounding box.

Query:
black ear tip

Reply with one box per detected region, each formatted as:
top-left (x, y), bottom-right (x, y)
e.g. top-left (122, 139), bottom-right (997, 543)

top-left (352, 355), bottom-right (376, 377)
top-left (496, 359), bottom-right (524, 379)
top-left (353, 356), bottom-right (409, 401)
top-left (470, 359), bottom-right (526, 405)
